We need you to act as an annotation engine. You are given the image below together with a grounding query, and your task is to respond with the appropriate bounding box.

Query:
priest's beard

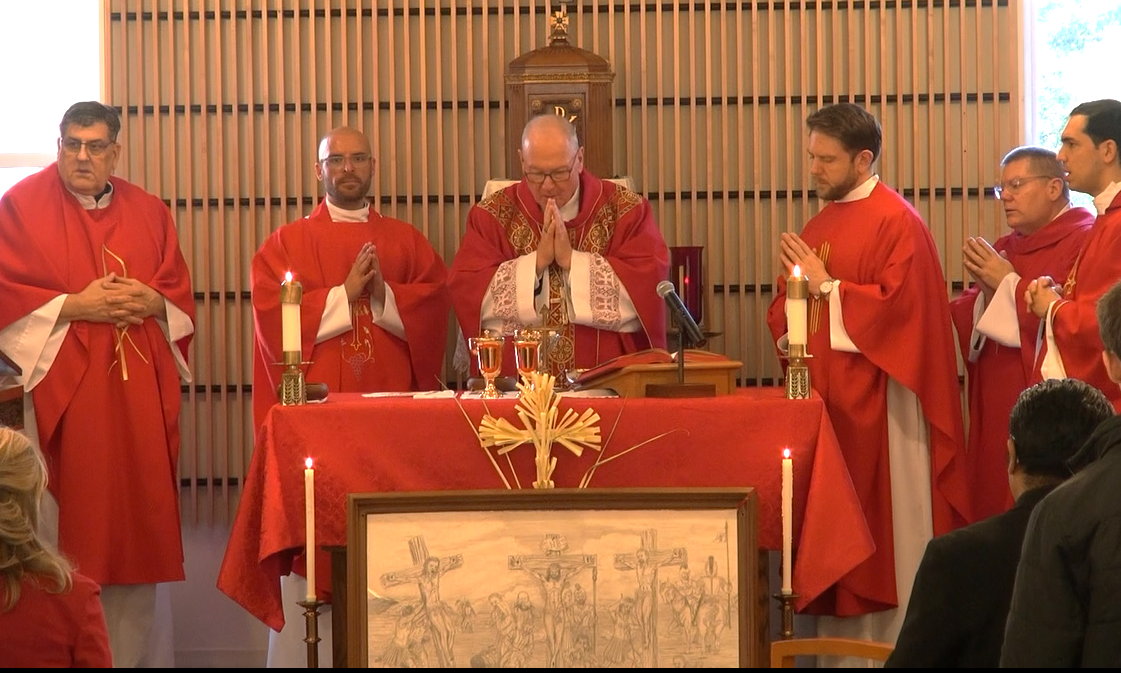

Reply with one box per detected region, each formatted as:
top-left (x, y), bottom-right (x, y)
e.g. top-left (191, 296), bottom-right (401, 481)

top-left (815, 168), bottom-right (862, 202)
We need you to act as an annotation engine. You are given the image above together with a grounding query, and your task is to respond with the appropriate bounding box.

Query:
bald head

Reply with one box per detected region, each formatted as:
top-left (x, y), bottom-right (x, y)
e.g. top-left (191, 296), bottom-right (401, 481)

top-left (521, 114), bottom-right (579, 155)
top-left (318, 126), bottom-right (371, 161)
top-left (314, 126), bottom-right (375, 209)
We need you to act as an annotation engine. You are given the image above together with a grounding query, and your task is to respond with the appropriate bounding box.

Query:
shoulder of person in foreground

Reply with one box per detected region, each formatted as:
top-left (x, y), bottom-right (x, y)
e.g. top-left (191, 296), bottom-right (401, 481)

top-left (69, 571), bottom-right (113, 668)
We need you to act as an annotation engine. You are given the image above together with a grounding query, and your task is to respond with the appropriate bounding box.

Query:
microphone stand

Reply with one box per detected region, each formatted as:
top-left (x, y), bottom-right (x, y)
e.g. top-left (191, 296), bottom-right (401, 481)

top-left (646, 315), bottom-right (716, 398)
top-left (677, 321), bottom-right (686, 384)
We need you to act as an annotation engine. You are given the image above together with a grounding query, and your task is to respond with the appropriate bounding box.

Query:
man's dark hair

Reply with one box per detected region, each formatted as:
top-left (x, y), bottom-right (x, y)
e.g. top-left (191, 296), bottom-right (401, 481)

top-left (1001, 145), bottom-right (1071, 201)
top-left (1097, 279), bottom-right (1121, 356)
top-left (805, 103), bottom-right (882, 163)
top-left (1070, 99), bottom-right (1121, 149)
top-left (59, 101), bottom-right (121, 141)
top-left (1009, 378), bottom-right (1113, 480)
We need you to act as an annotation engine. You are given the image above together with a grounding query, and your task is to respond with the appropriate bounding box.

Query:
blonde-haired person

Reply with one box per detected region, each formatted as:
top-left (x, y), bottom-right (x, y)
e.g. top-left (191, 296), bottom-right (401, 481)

top-left (0, 427), bottom-right (111, 667)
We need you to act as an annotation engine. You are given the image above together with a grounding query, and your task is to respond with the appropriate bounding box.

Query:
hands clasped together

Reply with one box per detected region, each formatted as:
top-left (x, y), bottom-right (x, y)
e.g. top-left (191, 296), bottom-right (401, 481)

top-left (344, 241), bottom-right (387, 305)
top-left (68, 273), bottom-right (165, 329)
top-left (779, 232), bottom-right (831, 296)
top-left (962, 235), bottom-right (1061, 318)
top-left (962, 236), bottom-right (1015, 303)
top-left (535, 198), bottom-right (573, 276)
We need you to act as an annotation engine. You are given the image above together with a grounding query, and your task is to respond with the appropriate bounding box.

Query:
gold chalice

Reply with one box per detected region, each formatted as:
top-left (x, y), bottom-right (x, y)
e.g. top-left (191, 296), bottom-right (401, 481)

top-left (469, 330), bottom-right (506, 399)
top-left (513, 328), bottom-right (542, 392)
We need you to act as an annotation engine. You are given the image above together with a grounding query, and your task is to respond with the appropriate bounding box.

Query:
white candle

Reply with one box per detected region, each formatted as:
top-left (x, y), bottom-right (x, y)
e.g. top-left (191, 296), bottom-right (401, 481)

top-left (281, 272), bottom-right (302, 355)
top-left (782, 447), bottom-right (794, 595)
top-left (786, 265), bottom-right (808, 348)
top-left (304, 457), bottom-right (316, 602)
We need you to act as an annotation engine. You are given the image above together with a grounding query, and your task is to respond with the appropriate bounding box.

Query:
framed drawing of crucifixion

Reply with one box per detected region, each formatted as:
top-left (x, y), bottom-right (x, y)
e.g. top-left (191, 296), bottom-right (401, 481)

top-left (345, 487), bottom-right (760, 667)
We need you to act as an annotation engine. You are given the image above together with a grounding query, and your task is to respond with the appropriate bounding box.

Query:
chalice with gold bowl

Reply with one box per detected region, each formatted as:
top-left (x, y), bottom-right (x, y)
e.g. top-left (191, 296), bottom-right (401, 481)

top-left (469, 330), bottom-right (506, 399)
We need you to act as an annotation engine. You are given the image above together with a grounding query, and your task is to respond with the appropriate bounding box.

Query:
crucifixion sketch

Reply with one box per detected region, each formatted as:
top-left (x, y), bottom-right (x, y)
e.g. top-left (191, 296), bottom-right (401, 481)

top-left (380, 536), bottom-right (464, 668)
top-left (613, 529), bottom-right (687, 668)
top-left (509, 533), bottom-right (598, 668)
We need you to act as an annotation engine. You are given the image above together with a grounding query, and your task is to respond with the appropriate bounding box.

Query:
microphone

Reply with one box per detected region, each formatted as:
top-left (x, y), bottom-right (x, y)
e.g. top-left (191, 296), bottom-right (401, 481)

top-left (657, 280), bottom-right (706, 348)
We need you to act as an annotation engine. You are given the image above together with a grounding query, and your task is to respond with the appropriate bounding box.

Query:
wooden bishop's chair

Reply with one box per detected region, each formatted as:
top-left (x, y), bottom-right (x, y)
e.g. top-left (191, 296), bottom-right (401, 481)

top-left (770, 637), bottom-right (895, 668)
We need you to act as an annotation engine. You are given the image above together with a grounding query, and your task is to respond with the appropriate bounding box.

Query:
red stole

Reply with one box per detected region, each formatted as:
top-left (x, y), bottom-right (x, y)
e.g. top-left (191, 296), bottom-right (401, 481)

top-left (949, 208), bottom-right (1093, 520)
top-left (251, 200), bottom-right (450, 432)
top-left (1034, 193), bottom-right (1121, 409)
top-left (0, 165), bottom-right (194, 584)
top-left (767, 182), bottom-right (968, 616)
top-left (448, 171), bottom-right (669, 376)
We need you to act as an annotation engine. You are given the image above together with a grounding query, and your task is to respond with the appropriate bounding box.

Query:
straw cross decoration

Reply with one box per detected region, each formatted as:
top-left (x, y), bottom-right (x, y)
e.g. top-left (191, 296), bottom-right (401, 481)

top-left (477, 371), bottom-right (601, 489)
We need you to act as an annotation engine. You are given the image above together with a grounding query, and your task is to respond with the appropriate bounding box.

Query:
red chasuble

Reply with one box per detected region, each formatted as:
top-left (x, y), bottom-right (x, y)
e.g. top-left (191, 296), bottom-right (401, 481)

top-left (251, 200), bottom-right (450, 432)
top-left (767, 182), bottom-right (969, 617)
top-left (448, 171), bottom-right (669, 376)
top-left (0, 165), bottom-right (194, 585)
top-left (949, 208), bottom-right (1093, 520)
top-left (1034, 193), bottom-right (1121, 409)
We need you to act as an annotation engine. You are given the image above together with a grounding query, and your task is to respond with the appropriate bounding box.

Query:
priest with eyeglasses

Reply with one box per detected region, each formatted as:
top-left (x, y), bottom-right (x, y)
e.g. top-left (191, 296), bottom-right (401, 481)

top-left (448, 114), bottom-right (669, 379)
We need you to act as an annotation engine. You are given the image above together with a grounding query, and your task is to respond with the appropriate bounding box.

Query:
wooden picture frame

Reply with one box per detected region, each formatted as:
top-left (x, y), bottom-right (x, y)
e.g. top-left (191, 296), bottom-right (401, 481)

top-left (346, 487), bottom-right (759, 667)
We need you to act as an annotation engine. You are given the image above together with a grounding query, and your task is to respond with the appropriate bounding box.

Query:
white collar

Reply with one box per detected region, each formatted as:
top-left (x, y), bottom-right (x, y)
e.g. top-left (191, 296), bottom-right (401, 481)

top-left (1093, 181), bottom-right (1121, 216)
top-left (324, 198), bottom-right (370, 222)
top-left (558, 184), bottom-right (581, 222)
top-left (67, 182), bottom-right (114, 210)
top-left (835, 175), bottom-right (880, 203)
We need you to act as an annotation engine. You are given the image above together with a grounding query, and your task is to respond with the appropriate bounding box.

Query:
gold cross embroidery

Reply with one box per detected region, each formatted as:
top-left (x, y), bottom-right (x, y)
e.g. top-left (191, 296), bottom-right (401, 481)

top-left (809, 240), bottom-right (831, 335)
top-left (1063, 251), bottom-right (1081, 298)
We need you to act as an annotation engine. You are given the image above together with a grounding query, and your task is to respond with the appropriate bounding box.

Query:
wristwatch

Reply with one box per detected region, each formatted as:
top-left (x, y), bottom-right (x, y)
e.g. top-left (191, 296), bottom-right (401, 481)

top-left (818, 279), bottom-right (837, 297)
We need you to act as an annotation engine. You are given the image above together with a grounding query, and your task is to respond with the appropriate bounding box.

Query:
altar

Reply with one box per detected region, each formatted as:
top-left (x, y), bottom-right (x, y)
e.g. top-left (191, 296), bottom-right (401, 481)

top-left (218, 387), bottom-right (874, 658)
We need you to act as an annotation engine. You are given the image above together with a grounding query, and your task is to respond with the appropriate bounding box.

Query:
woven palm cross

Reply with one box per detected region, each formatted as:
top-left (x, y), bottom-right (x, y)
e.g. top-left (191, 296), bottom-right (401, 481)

top-left (478, 371), bottom-right (601, 489)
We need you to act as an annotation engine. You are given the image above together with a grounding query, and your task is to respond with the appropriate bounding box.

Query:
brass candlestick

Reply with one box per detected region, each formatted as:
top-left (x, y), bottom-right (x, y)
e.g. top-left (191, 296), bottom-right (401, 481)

top-left (783, 343), bottom-right (812, 400)
top-left (279, 276), bottom-right (307, 405)
top-left (772, 591), bottom-right (800, 639)
top-left (280, 350), bottom-right (307, 406)
top-left (783, 272), bottom-right (812, 400)
top-left (297, 598), bottom-right (326, 668)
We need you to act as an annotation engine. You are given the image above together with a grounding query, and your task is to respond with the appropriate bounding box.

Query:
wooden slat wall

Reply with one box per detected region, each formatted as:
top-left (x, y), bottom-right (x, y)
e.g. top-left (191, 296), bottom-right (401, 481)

top-left (104, 0), bottom-right (1021, 524)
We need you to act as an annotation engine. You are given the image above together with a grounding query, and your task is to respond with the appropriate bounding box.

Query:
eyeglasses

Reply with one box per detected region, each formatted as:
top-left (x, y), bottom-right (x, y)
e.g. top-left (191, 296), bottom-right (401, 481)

top-left (60, 138), bottom-right (114, 157)
top-left (524, 154), bottom-right (578, 185)
top-left (993, 175), bottom-right (1052, 199)
top-left (321, 154), bottom-right (372, 169)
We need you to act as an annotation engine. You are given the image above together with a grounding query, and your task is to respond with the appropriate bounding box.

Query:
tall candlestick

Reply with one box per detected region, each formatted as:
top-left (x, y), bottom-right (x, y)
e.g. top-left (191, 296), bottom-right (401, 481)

top-left (782, 448), bottom-right (793, 595)
top-left (304, 457), bottom-right (316, 602)
top-left (786, 265), bottom-right (808, 349)
top-left (281, 272), bottom-right (303, 358)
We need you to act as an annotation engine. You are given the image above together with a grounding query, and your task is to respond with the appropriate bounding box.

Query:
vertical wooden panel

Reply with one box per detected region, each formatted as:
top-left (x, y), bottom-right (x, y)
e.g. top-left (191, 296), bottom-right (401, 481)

top-left (102, 0), bottom-right (1023, 520)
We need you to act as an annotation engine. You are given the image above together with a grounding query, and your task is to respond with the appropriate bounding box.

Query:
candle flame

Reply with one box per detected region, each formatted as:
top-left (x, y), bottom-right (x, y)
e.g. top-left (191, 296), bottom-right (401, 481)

top-left (305, 457), bottom-right (313, 469)
top-left (285, 271), bottom-right (293, 283)
top-left (783, 448), bottom-right (791, 459)
top-left (791, 265), bottom-right (802, 278)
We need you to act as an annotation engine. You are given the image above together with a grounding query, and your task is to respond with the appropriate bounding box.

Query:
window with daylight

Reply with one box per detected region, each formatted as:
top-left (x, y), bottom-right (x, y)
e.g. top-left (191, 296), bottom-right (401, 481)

top-left (0, 1), bottom-right (102, 198)
top-left (1030, 0), bottom-right (1121, 207)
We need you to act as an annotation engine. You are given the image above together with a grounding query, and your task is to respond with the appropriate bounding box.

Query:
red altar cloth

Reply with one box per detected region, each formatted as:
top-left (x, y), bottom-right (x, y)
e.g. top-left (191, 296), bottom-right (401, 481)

top-left (217, 388), bottom-right (874, 631)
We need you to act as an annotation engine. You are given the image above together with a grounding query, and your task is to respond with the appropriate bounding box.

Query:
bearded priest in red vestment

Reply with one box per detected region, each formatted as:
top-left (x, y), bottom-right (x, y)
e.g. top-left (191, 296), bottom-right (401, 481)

top-left (949, 146), bottom-right (1093, 521)
top-left (767, 103), bottom-right (969, 648)
top-left (1026, 99), bottom-right (1121, 410)
top-left (447, 115), bottom-right (669, 380)
top-left (251, 127), bottom-right (451, 432)
top-left (0, 101), bottom-right (194, 667)
top-left (249, 127), bottom-right (451, 668)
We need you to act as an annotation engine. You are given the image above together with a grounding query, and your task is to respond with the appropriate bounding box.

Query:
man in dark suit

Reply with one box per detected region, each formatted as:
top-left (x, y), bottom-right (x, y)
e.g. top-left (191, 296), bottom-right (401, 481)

top-left (885, 377), bottom-right (1113, 667)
